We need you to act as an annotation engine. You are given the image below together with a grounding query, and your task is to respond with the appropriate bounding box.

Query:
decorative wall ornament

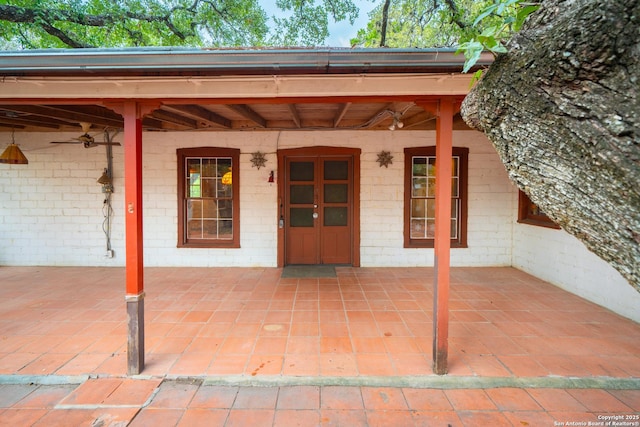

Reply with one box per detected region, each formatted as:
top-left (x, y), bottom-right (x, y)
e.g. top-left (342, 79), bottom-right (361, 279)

top-left (250, 151), bottom-right (267, 169)
top-left (377, 151), bottom-right (393, 168)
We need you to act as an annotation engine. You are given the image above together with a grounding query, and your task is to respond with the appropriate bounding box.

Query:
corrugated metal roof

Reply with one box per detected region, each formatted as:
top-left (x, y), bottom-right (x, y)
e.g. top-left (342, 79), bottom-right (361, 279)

top-left (0, 47), bottom-right (493, 76)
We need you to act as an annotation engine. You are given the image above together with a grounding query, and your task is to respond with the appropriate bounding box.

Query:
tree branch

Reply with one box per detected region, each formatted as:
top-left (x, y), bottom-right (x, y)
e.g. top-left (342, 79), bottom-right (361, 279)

top-left (380, 0), bottom-right (391, 47)
top-left (0, 3), bottom-right (194, 41)
top-left (442, 0), bottom-right (471, 31)
top-left (40, 22), bottom-right (93, 48)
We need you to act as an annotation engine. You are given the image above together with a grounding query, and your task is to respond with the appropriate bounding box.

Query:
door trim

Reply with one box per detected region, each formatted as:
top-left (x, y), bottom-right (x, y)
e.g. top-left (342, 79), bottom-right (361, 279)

top-left (277, 146), bottom-right (361, 267)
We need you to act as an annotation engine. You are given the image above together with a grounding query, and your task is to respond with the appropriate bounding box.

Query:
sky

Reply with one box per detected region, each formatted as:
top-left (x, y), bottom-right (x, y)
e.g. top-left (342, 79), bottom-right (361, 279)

top-left (257, 0), bottom-right (379, 47)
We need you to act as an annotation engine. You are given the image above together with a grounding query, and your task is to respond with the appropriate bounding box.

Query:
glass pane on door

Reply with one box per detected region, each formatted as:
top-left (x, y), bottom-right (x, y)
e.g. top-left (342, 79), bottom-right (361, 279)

top-left (291, 185), bottom-right (314, 204)
top-left (290, 162), bottom-right (314, 181)
top-left (324, 161), bottom-right (348, 180)
top-left (324, 184), bottom-right (348, 203)
top-left (290, 207), bottom-right (314, 227)
top-left (324, 207), bottom-right (347, 226)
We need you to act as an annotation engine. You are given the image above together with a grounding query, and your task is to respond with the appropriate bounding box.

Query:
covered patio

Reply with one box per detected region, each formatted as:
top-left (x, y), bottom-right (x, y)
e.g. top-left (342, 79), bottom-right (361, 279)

top-left (1, 266), bottom-right (638, 380)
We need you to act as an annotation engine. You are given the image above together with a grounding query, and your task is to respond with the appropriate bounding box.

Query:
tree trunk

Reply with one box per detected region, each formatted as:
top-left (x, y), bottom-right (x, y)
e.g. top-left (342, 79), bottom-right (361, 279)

top-left (461, 0), bottom-right (640, 292)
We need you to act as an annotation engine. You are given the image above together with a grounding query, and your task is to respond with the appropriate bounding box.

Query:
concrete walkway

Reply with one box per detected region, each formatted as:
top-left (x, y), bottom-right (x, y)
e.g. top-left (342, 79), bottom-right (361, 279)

top-left (1, 375), bottom-right (638, 426)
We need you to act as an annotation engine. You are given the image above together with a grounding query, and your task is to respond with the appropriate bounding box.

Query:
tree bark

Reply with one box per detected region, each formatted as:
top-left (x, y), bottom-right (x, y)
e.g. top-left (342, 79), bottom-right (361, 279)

top-left (461, 0), bottom-right (640, 292)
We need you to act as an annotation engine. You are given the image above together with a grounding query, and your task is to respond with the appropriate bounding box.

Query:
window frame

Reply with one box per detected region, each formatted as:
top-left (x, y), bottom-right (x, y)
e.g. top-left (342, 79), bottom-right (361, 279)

top-left (404, 146), bottom-right (468, 248)
top-left (517, 190), bottom-right (560, 229)
top-left (177, 147), bottom-right (240, 248)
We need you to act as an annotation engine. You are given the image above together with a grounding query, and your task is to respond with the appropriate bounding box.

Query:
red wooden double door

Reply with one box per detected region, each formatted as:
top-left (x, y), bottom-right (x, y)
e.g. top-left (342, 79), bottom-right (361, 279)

top-left (281, 148), bottom-right (358, 265)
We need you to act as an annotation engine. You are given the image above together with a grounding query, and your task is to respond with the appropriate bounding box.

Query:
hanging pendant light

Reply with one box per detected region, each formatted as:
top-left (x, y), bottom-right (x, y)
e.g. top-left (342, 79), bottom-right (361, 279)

top-left (0, 128), bottom-right (28, 165)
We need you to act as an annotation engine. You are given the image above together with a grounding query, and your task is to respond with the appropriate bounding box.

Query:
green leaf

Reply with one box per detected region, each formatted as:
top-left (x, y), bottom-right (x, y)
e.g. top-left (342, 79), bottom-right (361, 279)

top-left (470, 69), bottom-right (484, 87)
top-left (458, 40), bottom-right (484, 73)
top-left (473, 4), bottom-right (498, 27)
top-left (515, 5), bottom-right (540, 31)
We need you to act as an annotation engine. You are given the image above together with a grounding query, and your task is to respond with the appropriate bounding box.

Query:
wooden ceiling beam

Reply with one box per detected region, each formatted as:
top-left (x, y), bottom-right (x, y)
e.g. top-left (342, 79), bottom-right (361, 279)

top-left (333, 102), bottom-right (352, 128)
top-left (225, 104), bottom-right (267, 128)
top-left (151, 109), bottom-right (198, 129)
top-left (0, 104), bottom-right (122, 129)
top-left (0, 114), bottom-right (62, 129)
top-left (162, 104), bottom-right (231, 129)
top-left (288, 104), bottom-right (302, 128)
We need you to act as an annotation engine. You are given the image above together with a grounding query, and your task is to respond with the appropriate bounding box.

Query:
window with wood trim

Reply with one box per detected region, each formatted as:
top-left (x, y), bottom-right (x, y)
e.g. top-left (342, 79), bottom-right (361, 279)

top-left (177, 147), bottom-right (240, 248)
top-left (404, 147), bottom-right (468, 248)
top-left (517, 191), bottom-right (560, 229)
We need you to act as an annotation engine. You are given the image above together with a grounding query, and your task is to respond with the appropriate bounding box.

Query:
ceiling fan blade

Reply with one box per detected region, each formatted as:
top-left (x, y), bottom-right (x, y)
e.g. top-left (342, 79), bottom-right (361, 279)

top-left (50, 141), bottom-right (83, 144)
top-left (94, 142), bottom-right (121, 146)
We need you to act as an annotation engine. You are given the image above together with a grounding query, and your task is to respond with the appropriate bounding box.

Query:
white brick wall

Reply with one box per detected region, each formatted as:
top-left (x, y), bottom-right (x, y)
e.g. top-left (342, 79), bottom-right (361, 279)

top-left (513, 218), bottom-right (640, 322)
top-left (0, 137), bottom-right (123, 266)
top-left (2, 129), bottom-right (637, 321)
top-left (1, 129), bottom-right (513, 268)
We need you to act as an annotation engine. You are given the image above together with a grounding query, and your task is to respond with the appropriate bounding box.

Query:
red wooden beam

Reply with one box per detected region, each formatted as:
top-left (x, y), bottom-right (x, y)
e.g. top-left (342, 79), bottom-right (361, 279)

top-left (123, 101), bottom-right (144, 296)
top-left (109, 100), bottom-right (158, 375)
top-left (433, 97), bottom-right (454, 375)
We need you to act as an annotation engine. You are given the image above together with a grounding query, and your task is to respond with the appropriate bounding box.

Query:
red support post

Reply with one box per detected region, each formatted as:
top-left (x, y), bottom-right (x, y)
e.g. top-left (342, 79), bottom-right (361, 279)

top-left (122, 101), bottom-right (145, 375)
top-left (123, 101), bottom-right (144, 296)
top-left (433, 97), bottom-right (454, 375)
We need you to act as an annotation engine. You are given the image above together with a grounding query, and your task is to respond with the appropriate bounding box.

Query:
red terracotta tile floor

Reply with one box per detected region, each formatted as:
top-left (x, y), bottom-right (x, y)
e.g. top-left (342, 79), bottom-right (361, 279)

top-left (1, 266), bottom-right (638, 379)
top-left (0, 267), bottom-right (639, 425)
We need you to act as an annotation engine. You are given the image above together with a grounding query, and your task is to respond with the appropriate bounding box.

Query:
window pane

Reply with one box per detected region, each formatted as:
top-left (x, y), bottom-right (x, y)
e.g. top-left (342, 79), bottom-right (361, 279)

top-left (187, 159), bottom-right (200, 174)
top-left (451, 177), bottom-right (459, 198)
top-left (426, 219), bottom-right (436, 238)
top-left (324, 161), bottom-right (348, 180)
top-left (202, 199), bottom-right (218, 218)
top-left (427, 177), bottom-right (436, 197)
top-left (187, 159), bottom-right (201, 197)
top-left (427, 199), bottom-right (436, 219)
top-left (324, 207), bottom-right (347, 226)
top-left (188, 200), bottom-right (202, 219)
top-left (290, 185), bottom-right (314, 204)
top-left (218, 178), bottom-right (232, 198)
top-left (412, 177), bottom-right (427, 197)
top-left (451, 157), bottom-right (459, 177)
top-left (188, 174), bottom-right (201, 197)
top-left (187, 219), bottom-right (202, 239)
top-left (218, 200), bottom-right (233, 219)
top-left (411, 219), bottom-right (426, 238)
top-left (201, 159), bottom-right (217, 177)
top-left (202, 220), bottom-right (217, 238)
top-left (411, 199), bottom-right (425, 218)
top-left (201, 178), bottom-right (216, 197)
top-left (290, 208), bottom-right (314, 227)
top-left (290, 162), bottom-right (314, 181)
top-left (451, 200), bottom-right (459, 239)
top-left (218, 220), bottom-right (233, 239)
top-left (324, 184), bottom-right (348, 203)
top-left (413, 157), bottom-right (427, 176)
top-left (217, 159), bottom-right (232, 177)
top-left (428, 158), bottom-right (436, 176)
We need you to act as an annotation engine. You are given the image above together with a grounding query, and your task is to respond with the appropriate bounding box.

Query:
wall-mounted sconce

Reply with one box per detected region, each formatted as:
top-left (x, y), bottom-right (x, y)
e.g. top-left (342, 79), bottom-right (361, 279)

top-left (268, 170), bottom-right (275, 183)
top-left (0, 129), bottom-right (28, 164)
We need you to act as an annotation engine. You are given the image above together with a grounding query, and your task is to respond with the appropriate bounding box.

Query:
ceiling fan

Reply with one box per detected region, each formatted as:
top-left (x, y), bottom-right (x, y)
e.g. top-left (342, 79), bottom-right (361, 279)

top-left (50, 122), bottom-right (121, 148)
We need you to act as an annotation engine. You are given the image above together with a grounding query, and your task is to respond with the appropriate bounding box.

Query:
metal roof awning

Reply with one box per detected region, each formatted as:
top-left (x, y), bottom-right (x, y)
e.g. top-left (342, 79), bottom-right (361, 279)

top-left (0, 47), bottom-right (493, 77)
